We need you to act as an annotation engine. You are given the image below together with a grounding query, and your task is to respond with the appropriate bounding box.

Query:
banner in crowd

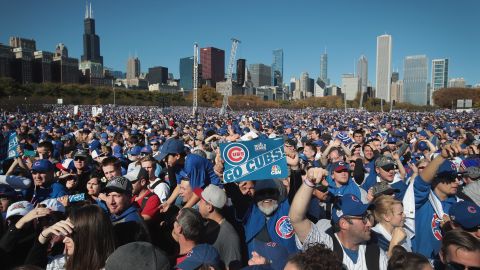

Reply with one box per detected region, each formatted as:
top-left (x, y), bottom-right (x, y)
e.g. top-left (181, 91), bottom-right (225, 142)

top-left (7, 132), bottom-right (19, 159)
top-left (220, 138), bottom-right (288, 183)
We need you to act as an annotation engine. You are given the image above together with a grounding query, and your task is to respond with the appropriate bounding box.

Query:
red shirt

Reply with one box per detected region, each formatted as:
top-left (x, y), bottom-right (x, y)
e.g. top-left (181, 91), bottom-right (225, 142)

top-left (131, 190), bottom-right (160, 218)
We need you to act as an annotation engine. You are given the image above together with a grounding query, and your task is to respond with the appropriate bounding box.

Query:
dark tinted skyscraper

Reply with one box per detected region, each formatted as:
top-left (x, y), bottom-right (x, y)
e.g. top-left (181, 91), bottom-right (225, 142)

top-left (147, 66), bottom-right (168, 84)
top-left (236, 59), bottom-right (246, 86)
top-left (180, 56), bottom-right (194, 90)
top-left (200, 47), bottom-right (224, 87)
top-left (81, 3), bottom-right (103, 65)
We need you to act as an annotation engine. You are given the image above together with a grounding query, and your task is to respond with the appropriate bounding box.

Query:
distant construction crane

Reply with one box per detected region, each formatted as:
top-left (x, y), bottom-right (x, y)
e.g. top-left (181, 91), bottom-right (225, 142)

top-left (219, 38), bottom-right (240, 116)
top-left (192, 43), bottom-right (199, 115)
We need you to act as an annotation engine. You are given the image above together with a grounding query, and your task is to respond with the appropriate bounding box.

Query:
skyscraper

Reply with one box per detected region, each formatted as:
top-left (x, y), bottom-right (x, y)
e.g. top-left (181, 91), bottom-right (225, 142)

top-left (357, 55), bottom-right (368, 91)
top-left (403, 55), bottom-right (428, 105)
top-left (431, 59), bottom-right (448, 105)
top-left (320, 50), bottom-right (328, 84)
top-left (249, 64), bottom-right (271, 87)
top-left (300, 72), bottom-right (309, 95)
top-left (236, 59), bottom-right (246, 86)
top-left (147, 66), bottom-right (168, 85)
top-left (376, 34), bottom-right (392, 101)
top-left (52, 43), bottom-right (79, 84)
top-left (180, 56), bottom-right (194, 90)
top-left (272, 49), bottom-right (283, 87)
top-left (126, 57), bottom-right (140, 79)
top-left (341, 74), bottom-right (360, 101)
top-left (81, 2), bottom-right (103, 65)
top-left (200, 47), bottom-right (224, 87)
top-left (391, 71), bottom-right (402, 103)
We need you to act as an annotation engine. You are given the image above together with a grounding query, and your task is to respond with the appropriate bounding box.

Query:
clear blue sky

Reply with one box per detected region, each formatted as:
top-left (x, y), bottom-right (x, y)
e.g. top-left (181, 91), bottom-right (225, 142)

top-left (1, 0), bottom-right (479, 86)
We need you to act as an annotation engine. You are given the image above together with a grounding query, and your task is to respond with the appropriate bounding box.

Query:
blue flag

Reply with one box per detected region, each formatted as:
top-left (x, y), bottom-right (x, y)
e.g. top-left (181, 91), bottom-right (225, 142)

top-left (7, 132), bottom-right (19, 159)
top-left (220, 138), bottom-right (288, 183)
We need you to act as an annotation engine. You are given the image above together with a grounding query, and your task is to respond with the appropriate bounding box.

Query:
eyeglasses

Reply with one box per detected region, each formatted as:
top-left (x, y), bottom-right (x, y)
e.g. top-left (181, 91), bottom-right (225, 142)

top-left (446, 262), bottom-right (480, 270)
top-left (344, 214), bottom-right (371, 225)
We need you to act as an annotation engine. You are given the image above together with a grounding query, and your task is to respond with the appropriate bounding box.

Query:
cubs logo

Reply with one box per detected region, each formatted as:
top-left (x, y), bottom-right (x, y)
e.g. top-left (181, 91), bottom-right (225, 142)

top-left (467, 206), bottom-right (477, 214)
top-left (223, 143), bottom-right (249, 166)
top-left (431, 213), bottom-right (443, 241)
top-left (351, 195), bottom-right (359, 202)
top-left (275, 216), bottom-right (294, 239)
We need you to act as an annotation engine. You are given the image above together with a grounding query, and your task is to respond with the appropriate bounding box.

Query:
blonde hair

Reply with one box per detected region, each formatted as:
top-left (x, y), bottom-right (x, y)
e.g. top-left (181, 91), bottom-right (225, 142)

top-left (373, 195), bottom-right (402, 222)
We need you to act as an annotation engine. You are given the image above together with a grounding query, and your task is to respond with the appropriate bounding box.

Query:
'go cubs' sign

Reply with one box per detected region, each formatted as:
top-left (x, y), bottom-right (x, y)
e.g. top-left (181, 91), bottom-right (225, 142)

top-left (220, 138), bottom-right (288, 183)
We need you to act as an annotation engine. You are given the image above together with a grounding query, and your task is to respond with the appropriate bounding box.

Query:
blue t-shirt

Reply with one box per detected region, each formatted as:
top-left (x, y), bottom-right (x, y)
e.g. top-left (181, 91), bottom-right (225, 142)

top-left (412, 175), bottom-right (457, 259)
top-left (29, 182), bottom-right (68, 204)
top-left (176, 153), bottom-right (221, 188)
top-left (343, 247), bottom-right (359, 263)
top-left (326, 175), bottom-right (364, 199)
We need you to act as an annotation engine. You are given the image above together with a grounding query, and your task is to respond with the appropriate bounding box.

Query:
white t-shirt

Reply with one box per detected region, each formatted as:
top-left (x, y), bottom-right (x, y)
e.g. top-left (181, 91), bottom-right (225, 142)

top-left (148, 178), bottom-right (170, 203)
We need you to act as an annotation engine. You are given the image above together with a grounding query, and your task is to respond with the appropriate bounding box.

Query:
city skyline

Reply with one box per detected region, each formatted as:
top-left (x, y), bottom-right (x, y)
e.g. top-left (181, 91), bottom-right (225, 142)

top-left (1, 0), bottom-right (479, 86)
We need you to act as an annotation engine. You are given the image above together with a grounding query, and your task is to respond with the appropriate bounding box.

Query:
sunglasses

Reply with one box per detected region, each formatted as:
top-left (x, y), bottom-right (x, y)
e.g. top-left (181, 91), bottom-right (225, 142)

top-left (150, 143), bottom-right (159, 146)
top-left (74, 157), bottom-right (86, 161)
top-left (446, 262), bottom-right (480, 270)
top-left (381, 164), bottom-right (396, 171)
top-left (315, 182), bottom-right (329, 193)
top-left (462, 225), bottom-right (480, 233)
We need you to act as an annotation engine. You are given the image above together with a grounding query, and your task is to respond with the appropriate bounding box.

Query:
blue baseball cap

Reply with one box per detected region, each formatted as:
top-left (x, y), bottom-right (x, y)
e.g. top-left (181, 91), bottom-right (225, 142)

top-left (128, 146), bottom-right (142, 156)
top-left (0, 184), bottom-right (17, 198)
top-left (157, 138), bottom-right (185, 161)
top-left (417, 141), bottom-right (428, 151)
top-left (141, 146), bottom-right (152, 154)
top-left (176, 244), bottom-right (221, 270)
top-left (251, 240), bottom-right (288, 270)
top-left (332, 194), bottom-right (370, 223)
top-left (313, 140), bottom-right (324, 147)
top-left (418, 130), bottom-right (429, 138)
top-left (436, 160), bottom-right (461, 180)
top-left (387, 137), bottom-right (397, 144)
top-left (89, 140), bottom-right (101, 151)
top-left (449, 201), bottom-right (480, 230)
top-left (31, 160), bottom-right (55, 173)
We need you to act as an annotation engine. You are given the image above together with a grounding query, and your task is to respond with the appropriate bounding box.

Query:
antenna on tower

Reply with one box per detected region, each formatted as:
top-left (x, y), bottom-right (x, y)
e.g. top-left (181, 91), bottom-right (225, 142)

top-left (85, 1), bottom-right (88, 18)
top-left (89, 2), bottom-right (93, 18)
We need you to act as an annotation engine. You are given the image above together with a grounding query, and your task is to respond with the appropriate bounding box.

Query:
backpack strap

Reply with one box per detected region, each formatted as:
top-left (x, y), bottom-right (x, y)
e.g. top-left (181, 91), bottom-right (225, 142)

top-left (365, 240), bottom-right (380, 270)
top-left (325, 227), bottom-right (344, 262)
top-left (150, 178), bottom-right (168, 190)
top-left (326, 227), bottom-right (380, 270)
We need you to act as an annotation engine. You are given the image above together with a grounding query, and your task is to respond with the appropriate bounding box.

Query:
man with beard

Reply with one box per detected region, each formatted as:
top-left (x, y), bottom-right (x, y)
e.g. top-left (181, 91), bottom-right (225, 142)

top-left (290, 168), bottom-right (386, 270)
top-left (230, 179), bottom-right (298, 257)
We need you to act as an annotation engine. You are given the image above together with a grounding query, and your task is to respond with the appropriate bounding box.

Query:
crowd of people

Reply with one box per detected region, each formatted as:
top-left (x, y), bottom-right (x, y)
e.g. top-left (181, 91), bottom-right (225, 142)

top-left (0, 105), bottom-right (479, 270)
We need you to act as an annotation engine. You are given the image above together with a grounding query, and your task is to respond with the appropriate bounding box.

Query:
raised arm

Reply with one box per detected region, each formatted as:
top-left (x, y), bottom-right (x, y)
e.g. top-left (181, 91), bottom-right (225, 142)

top-left (289, 167), bottom-right (325, 243)
top-left (419, 143), bottom-right (461, 184)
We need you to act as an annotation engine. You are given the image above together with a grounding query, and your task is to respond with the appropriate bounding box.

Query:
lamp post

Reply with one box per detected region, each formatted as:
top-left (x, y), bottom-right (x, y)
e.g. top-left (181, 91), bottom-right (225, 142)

top-left (112, 80), bottom-right (116, 106)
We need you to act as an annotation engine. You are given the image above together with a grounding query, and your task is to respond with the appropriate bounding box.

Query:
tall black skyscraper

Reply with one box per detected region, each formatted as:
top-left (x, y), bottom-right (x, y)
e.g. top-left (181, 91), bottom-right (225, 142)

top-left (81, 3), bottom-right (103, 65)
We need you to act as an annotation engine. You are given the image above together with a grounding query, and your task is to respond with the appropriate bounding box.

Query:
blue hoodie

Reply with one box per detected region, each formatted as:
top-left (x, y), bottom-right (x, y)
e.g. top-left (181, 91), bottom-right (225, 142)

top-left (110, 205), bottom-right (143, 225)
